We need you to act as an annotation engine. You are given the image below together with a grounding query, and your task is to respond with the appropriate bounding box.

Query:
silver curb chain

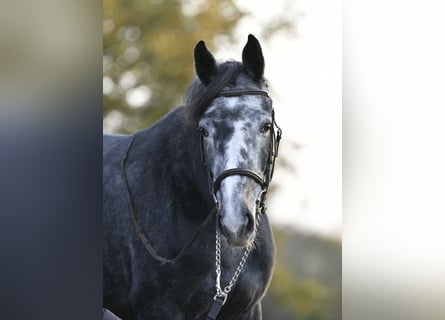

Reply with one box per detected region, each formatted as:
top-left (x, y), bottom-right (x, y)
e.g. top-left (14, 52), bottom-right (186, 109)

top-left (214, 215), bottom-right (261, 304)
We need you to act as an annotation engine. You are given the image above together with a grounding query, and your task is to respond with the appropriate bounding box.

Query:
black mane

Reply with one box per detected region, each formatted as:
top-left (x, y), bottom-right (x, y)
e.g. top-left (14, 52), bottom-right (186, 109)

top-left (184, 61), bottom-right (243, 125)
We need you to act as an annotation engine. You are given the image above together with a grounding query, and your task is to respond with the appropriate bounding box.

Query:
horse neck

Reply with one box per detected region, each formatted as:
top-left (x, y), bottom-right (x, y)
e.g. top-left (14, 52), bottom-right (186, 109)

top-left (166, 119), bottom-right (208, 193)
top-left (137, 107), bottom-right (212, 213)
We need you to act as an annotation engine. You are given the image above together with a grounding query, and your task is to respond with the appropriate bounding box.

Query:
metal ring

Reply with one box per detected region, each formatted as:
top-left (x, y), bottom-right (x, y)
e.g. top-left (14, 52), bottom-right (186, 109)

top-left (255, 189), bottom-right (267, 213)
top-left (213, 292), bottom-right (228, 305)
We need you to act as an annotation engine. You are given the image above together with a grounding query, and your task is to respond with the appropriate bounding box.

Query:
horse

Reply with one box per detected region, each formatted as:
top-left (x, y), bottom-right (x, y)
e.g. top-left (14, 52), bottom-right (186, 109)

top-left (103, 34), bottom-right (282, 320)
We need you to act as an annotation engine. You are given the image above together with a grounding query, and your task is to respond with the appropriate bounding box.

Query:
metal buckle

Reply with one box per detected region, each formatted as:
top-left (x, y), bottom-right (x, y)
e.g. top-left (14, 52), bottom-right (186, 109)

top-left (212, 193), bottom-right (220, 211)
top-left (255, 189), bottom-right (267, 215)
top-left (213, 292), bottom-right (228, 305)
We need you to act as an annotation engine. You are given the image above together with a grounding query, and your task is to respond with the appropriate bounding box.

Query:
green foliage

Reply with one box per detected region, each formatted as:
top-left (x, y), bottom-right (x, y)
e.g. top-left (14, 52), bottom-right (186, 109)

top-left (263, 228), bottom-right (342, 320)
top-left (103, 0), bottom-right (296, 133)
top-left (103, 0), bottom-right (246, 132)
top-left (269, 262), bottom-right (331, 319)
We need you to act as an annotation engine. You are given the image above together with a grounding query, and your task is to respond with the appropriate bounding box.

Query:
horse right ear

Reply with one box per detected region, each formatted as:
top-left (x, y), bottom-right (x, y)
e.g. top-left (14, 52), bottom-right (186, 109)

top-left (194, 40), bottom-right (217, 85)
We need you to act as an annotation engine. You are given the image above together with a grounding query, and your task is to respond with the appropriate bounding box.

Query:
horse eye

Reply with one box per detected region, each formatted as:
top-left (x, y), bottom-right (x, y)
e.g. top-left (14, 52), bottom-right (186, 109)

top-left (261, 123), bottom-right (272, 133)
top-left (199, 127), bottom-right (209, 137)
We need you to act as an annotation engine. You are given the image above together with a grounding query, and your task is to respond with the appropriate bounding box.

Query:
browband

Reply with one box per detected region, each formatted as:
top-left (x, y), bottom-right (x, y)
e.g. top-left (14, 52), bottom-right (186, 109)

top-left (217, 89), bottom-right (269, 98)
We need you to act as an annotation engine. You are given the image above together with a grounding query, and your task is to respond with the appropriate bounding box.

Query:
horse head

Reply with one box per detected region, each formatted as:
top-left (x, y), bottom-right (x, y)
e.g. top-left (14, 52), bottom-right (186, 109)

top-left (188, 35), bottom-right (279, 248)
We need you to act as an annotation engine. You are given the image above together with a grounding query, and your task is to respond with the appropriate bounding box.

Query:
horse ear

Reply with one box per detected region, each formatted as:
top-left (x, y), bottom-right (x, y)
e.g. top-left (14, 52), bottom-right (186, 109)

top-left (242, 34), bottom-right (265, 80)
top-left (194, 40), bottom-right (217, 85)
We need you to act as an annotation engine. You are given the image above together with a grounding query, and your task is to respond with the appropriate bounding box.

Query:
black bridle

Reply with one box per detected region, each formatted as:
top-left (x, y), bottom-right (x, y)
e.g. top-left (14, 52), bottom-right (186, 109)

top-left (203, 88), bottom-right (282, 320)
top-left (121, 88), bottom-right (281, 265)
top-left (200, 89), bottom-right (282, 216)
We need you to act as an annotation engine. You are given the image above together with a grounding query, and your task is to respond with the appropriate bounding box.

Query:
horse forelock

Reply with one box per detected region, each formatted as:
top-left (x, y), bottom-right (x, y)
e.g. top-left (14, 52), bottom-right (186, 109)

top-left (184, 61), bottom-right (268, 126)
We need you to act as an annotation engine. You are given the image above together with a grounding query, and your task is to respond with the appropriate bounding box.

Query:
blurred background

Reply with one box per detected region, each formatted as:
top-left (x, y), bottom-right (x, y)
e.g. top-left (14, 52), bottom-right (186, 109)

top-left (1, 0), bottom-right (444, 319)
top-left (343, 1), bottom-right (445, 319)
top-left (103, 0), bottom-right (341, 319)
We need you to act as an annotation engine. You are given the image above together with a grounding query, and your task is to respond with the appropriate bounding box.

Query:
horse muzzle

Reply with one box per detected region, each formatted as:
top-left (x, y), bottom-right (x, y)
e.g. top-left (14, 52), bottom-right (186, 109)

top-left (218, 204), bottom-right (255, 248)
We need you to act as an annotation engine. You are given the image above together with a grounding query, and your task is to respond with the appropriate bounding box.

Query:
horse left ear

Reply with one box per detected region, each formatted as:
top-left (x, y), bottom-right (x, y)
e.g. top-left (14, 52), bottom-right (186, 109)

top-left (242, 34), bottom-right (265, 80)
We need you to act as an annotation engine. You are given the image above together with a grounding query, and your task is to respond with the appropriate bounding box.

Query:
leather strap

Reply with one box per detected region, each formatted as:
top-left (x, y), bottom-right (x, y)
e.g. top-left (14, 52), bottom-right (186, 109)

top-left (121, 136), bottom-right (217, 265)
top-left (218, 89), bottom-right (269, 98)
top-left (213, 168), bottom-right (265, 192)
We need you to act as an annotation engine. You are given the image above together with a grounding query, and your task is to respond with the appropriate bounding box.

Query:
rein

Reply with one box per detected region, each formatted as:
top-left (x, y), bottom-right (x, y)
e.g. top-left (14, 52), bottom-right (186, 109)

top-left (121, 136), bottom-right (217, 265)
